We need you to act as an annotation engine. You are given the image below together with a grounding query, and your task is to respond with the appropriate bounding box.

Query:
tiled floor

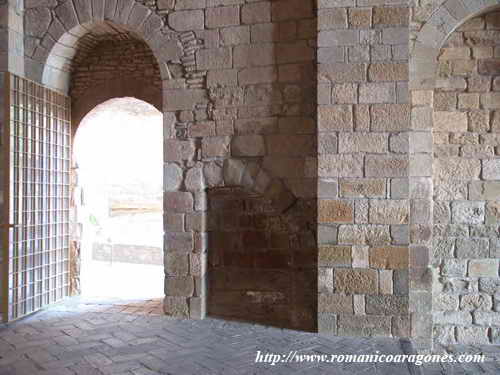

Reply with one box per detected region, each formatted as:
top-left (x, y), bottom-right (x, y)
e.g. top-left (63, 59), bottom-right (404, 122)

top-left (0, 297), bottom-right (498, 374)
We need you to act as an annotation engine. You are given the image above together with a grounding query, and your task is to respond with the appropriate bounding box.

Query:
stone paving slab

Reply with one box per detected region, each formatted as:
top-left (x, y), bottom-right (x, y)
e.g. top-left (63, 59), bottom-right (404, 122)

top-left (0, 298), bottom-right (496, 375)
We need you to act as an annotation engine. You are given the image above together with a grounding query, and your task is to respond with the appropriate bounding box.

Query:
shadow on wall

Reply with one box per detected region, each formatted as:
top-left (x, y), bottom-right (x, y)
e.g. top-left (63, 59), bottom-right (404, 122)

top-left (207, 188), bottom-right (318, 331)
top-left (206, 0), bottom-right (318, 331)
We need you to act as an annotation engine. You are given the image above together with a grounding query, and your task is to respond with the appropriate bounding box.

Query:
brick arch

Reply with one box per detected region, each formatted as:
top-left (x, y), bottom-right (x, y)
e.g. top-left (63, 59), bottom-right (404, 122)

top-left (40, 0), bottom-right (180, 93)
top-left (411, 0), bottom-right (500, 89)
top-left (71, 80), bottom-right (163, 133)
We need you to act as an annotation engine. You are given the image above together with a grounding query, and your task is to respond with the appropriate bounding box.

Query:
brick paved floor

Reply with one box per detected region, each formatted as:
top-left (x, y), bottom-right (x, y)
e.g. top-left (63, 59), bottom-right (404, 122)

top-left (0, 297), bottom-right (498, 375)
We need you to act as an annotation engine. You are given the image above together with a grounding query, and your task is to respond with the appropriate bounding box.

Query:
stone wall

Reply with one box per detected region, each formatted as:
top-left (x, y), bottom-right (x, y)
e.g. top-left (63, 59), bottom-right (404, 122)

top-left (432, 12), bottom-right (500, 348)
top-left (0, 0), bottom-right (23, 75)
top-left (317, 1), bottom-right (411, 338)
top-left (207, 187), bottom-right (316, 330)
top-left (161, 0), bottom-right (318, 321)
top-left (0, 0), bottom-right (497, 348)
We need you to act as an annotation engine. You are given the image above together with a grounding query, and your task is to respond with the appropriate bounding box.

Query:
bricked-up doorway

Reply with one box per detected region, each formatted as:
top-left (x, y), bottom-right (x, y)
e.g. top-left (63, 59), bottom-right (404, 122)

top-left (73, 98), bottom-right (164, 300)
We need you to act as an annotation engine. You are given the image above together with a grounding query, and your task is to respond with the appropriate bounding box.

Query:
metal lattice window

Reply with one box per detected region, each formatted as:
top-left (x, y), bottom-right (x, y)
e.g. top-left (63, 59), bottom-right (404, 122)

top-left (3, 74), bottom-right (71, 321)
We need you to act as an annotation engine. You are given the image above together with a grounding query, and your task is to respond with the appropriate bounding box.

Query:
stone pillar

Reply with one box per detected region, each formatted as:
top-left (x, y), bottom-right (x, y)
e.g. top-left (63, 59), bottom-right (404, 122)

top-left (317, 1), bottom-right (411, 337)
top-left (163, 139), bottom-right (206, 319)
top-left (0, 0), bottom-right (24, 76)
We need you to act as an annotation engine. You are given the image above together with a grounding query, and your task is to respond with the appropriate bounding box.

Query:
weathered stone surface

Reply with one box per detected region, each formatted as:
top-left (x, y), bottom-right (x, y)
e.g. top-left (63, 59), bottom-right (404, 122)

top-left (359, 83), bottom-right (395, 104)
top-left (365, 155), bottom-right (408, 177)
top-left (365, 295), bottom-right (408, 315)
top-left (370, 246), bottom-right (408, 269)
top-left (451, 201), bottom-right (485, 225)
top-left (318, 294), bottom-right (354, 313)
top-left (232, 135), bottom-right (266, 156)
top-left (368, 63), bottom-right (408, 81)
top-left (318, 8), bottom-right (347, 30)
top-left (474, 311), bottom-right (500, 326)
top-left (165, 253), bottom-right (189, 276)
top-left (318, 155), bottom-right (363, 177)
top-left (165, 164), bottom-right (184, 191)
top-left (481, 92), bottom-right (500, 109)
top-left (318, 63), bottom-right (366, 83)
top-left (339, 133), bottom-right (387, 153)
top-left (483, 160), bottom-right (500, 180)
top-left (369, 200), bottom-right (409, 224)
top-left (185, 165), bottom-right (204, 191)
top-left (165, 276), bottom-right (195, 297)
top-left (164, 296), bottom-right (189, 317)
top-left (319, 246), bottom-right (352, 267)
top-left (442, 259), bottom-right (467, 277)
top-left (206, 5), bottom-right (240, 28)
top-left (340, 179), bottom-right (386, 198)
top-left (197, 47), bottom-right (232, 70)
top-left (433, 111), bottom-right (468, 132)
top-left (469, 260), bottom-right (499, 277)
top-left (318, 105), bottom-right (353, 131)
top-left (434, 158), bottom-right (481, 181)
top-left (334, 269), bottom-right (378, 294)
top-left (165, 89), bottom-right (208, 111)
top-left (318, 134), bottom-right (338, 154)
top-left (456, 238), bottom-right (489, 259)
top-left (373, 7), bottom-right (408, 27)
top-left (168, 10), bottom-right (204, 31)
top-left (434, 294), bottom-right (459, 311)
top-left (338, 225), bottom-right (391, 246)
top-left (338, 315), bottom-right (391, 336)
top-left (266, 135), bottom-right (315, 156)
top-left (456, 327), bottom-right (489, 345)
top-left (433, 238), bottom-right (454, 259)
top-left (460, 294), bottom-right (492, 311)
top-left (165, 192), bottom-right (194, 213)
top-left (433, 311), bottom-right (472, 325)
top-left (202, 137), bottom-right (231, 158)
top-left (319, 200), bottom-right (354, 224)
top-left (25, 7), bottom-right (52, 37)
top-left (479, 278), bottom-right (500, 294)
top-left (166, 232), bottom-right (194, 253)
top-left (319, 268), bottom-right (334, 294)
top-left (242, 2), bottom-right (270, 24)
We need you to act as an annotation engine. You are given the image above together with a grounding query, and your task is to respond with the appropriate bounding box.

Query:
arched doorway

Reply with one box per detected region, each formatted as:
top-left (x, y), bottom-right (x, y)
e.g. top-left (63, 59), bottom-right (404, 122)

top-left (74, 97), bottom-right (164, 300)
top-left (60, 23), bottom-right (165, 302)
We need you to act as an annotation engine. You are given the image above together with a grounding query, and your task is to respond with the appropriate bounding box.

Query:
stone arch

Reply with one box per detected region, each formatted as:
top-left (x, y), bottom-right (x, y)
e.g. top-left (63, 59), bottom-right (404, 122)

top-left (409, 0), bottom-right (500, 350)
top-left (33, 0), bottom-right (303, 321)
top-left (38, 0), bottom-right (180, 93)
top-left (411, 0), bottom-right (500, 90)
top-left (67, 30), bottom-right (163, 130)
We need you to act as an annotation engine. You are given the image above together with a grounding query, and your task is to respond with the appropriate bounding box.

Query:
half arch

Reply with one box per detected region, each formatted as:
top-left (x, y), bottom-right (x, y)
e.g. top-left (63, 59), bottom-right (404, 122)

top-left (37, 1), bottom-right (182, 93)
top-left (411, 0), bottom-right (500, 89)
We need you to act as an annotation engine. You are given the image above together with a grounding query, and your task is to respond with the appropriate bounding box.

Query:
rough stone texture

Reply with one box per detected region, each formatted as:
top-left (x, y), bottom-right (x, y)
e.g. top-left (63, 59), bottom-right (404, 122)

top-left (429, 12), bottom-right (500, 351)
top-left (208, 187), bottom-right (316, 331)
top-left (334, 269), bottom-right (378, 295)
top-left (1, 0), bottom-right (498, 350)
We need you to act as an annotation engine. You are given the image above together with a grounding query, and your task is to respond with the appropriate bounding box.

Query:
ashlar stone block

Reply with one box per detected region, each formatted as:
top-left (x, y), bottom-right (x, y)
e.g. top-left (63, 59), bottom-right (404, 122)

top-left (451, 201), bottom-right (485, 225)
top-left (168, 10), bottom-right (204, 31)
top-left (334, 269), bottom-right (378, 294)
top-left (319, 200), bottom-right (354, 224)
top-left (369, 200), bottom-right (409, 224)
